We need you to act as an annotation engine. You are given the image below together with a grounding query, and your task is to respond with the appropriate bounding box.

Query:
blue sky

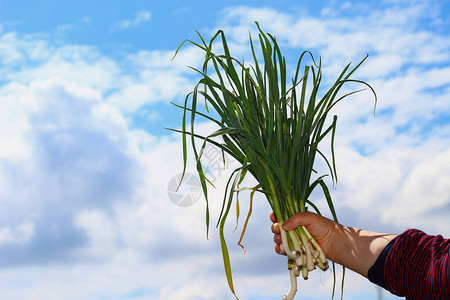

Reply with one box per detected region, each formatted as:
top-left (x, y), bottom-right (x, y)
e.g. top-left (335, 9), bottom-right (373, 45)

top-left (1, 1), bottom-right (450, 300)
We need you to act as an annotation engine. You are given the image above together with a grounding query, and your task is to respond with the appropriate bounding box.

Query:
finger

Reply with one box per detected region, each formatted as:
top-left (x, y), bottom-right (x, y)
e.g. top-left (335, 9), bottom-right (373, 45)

top-left (271, 223), bottom-right (280, 234)
top-left (273, 233), bottom-right (281, 244)
top-left (275, 243), bottom-right (281, 254)
top-left (269, 211), bottom-right (277, 223)
top-left (282, 211), bottom-right (316, 230)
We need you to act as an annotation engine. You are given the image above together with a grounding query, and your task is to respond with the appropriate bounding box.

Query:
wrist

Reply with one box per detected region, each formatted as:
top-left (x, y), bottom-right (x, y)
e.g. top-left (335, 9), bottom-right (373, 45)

top-left (328, 224), bottom-right (397, 277)
top-left (326, 222), bottom-right (346, 264)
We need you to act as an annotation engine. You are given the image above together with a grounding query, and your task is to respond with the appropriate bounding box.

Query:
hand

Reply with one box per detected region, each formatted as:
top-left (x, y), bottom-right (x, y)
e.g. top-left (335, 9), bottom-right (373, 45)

top-left (270, 211), bottom-right (338, 260)
top-left (270, 211), bottom-right (398, 277)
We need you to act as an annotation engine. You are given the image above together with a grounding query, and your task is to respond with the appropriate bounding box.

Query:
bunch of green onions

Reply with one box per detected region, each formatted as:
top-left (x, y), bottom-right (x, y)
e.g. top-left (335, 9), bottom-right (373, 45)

top-left (168, 23), bottom-right (376, 300)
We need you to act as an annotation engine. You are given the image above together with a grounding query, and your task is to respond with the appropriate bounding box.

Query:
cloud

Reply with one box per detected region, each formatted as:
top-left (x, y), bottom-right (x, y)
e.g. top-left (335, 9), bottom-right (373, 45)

top-left (0, 28), bottom-right (239, 296)
top-left (0, 30), bottom-right (200, 113)
top-left (105, 47), bottom-right (204, 111)
top-left (54, 16), bottom-right (92, 40)
top-left (218, 2), bottom-right (450, 77)
top-left (0, 221), bottom-right (35, 246)
top-left (385, 145), bottom-right (450, 235)
top-left (115, 9), bottom-right (151, 29)
top-left (0, 32), bottom-right (120, 92)
top-left (0, 77), bottom-right (141, 267)
top-left (0, 1), bottom-right (449, 299)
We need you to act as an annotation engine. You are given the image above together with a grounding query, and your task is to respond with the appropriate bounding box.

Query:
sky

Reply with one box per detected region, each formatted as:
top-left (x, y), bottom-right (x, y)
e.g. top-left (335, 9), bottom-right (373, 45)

top-left (0, 0), bottom-right (450, 299)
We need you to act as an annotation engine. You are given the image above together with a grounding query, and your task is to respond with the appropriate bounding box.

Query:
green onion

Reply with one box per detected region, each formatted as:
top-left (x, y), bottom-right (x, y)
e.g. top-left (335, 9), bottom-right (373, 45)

top-left (167, 22), bottom-right (376, 300)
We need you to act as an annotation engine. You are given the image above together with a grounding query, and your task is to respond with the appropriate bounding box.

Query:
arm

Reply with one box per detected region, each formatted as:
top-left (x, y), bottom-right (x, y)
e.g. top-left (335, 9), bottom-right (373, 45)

top-left (381, 229), bottom-right (450, 299)
top-left (270, 211), bottom-right (397, 278)
top-left (272, 212), bottom-right (450, 299)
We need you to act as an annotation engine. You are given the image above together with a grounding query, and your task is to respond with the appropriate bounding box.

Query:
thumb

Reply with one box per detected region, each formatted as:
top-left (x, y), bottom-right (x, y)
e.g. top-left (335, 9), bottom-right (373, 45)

top-left (282, 212), bottom-right (316, 230)
top-left (282, 219), bottom-right (295, 230)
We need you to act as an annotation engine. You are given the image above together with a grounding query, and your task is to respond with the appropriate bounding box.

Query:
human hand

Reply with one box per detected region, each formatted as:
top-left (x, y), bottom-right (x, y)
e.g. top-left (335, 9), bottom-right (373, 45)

top-left (270, 211), bottom-right (338, 260)
top-left (271, 211), bottom-right (398, 277)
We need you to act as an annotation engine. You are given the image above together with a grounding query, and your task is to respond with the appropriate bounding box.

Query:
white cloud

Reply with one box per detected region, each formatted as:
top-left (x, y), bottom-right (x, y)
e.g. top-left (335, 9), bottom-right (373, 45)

top-left (0, 76), bottom-right (142, 268)
top-left (0, 32), bottom-right (53, 65)
top-left (105, 47), bottom-right (203, 111)
top-left (0, 31), bottom-right (200, 113)
top-left (218, 2), bottom-right (450, 79)
top-left (0, 32), bottom-right (120, 92)
top-left (0, 221), bottom-right (35, 246)
top-left (115, 9), bottom-right (151, 29)
top-left (0, 82), bottom-right (35, 161)
top-left (386, 146), bottom-right (450, 235)
top-left (0, 1), bottom-right (449, 300)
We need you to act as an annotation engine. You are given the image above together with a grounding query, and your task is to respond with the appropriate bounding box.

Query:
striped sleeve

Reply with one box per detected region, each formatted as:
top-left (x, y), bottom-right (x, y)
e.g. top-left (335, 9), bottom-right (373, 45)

top-left (381, 229), bottom-right (450, 300)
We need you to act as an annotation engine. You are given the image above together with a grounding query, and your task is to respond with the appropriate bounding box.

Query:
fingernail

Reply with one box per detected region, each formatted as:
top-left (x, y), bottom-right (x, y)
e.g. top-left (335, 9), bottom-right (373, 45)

top-left (282, 220), bottom-right (292, 230)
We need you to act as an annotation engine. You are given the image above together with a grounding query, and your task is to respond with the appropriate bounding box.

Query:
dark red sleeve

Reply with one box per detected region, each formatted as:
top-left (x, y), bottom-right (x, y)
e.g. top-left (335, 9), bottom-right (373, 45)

top-left (375, 229), bottom-right (450, 300)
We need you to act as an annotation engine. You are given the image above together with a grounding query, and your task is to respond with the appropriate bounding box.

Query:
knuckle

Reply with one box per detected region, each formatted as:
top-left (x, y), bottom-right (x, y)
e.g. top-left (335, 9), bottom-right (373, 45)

top-left (271, 223), bottom-right (279, 233)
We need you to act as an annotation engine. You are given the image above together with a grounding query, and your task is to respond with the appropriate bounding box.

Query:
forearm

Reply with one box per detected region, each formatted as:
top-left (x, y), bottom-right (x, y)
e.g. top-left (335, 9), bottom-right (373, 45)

top-left (327, 223), bottom-right (397, 277)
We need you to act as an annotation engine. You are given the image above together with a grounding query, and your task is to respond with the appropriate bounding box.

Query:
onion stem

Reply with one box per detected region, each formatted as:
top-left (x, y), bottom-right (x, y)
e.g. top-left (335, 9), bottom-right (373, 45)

top-left (279, 221), bottom-right (330, 295)
top-left (279, 223), bottom-right (301, 259)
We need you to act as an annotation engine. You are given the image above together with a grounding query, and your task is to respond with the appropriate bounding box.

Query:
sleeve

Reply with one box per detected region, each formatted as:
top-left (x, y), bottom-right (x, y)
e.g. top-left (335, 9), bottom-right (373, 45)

top-left (368, 229), bottom-right (450, 300)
